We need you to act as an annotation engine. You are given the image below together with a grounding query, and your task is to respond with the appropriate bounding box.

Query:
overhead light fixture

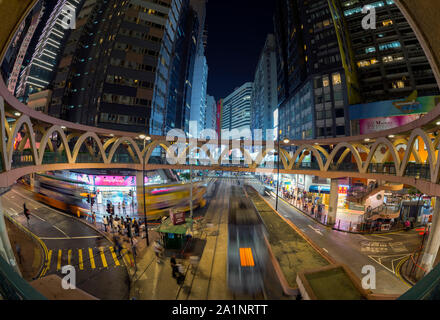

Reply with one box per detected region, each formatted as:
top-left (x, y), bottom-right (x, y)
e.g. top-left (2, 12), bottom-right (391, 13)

top-left (110, 133), bottom-right (114, 137)
top-left (139, 134), bottom-right (146, 139)
top-left (61, 126), bottom-right (66, 129)
top-left (145, 136), bottom-right (152, 141)
top-left (14, 112), bottom-right (21, 117)
top-left (283, 138), bottom-right (290, 144)
top-left (436, 121), bottom-right (440, 126)
top-left (388, 135), bottom-right (395, 138)
top-left (364, 138), bottom-right (370, 142)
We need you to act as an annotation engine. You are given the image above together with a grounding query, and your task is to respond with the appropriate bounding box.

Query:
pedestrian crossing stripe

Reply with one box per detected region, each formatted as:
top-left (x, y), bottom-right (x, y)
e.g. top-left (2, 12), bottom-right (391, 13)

top-left (78, 249), bottom-right (83, 270)
top-left (99, 247), bottom-right (108, 268)
top-left (68, 249), bottom-right (72, 266)
top-left (57, 250), bottom-right (62, 271)
top-left (89, 248), bottom-right (96, 269)
top-left (44, 247), bottom-right (126, 273)
top-left (46, 250), bottom-right (52, 270)
top-left (109, 246), bottom-right (120, 266)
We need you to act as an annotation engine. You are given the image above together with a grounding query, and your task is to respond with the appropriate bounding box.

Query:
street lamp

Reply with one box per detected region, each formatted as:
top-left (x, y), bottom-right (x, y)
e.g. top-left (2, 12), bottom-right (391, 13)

top-left (275, 130), bottom-right (285, 211)
top-left (141, 135), bottom-right (152, 246)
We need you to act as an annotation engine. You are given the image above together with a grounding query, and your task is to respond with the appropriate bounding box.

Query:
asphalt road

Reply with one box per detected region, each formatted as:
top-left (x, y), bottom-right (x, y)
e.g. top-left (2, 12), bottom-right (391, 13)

top-left (2, 185), bottom-right (130, 300)
top-left (247, 178), bottom-right (421, 296)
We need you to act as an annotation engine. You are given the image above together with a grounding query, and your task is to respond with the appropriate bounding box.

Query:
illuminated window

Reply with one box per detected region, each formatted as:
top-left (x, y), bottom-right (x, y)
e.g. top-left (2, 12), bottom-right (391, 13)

top-left (382, 19), bottom-right (393, 26)
top-left (332, 73), bottom-right (342, 85)
top-left (322, 76), bottom-right (330, 87)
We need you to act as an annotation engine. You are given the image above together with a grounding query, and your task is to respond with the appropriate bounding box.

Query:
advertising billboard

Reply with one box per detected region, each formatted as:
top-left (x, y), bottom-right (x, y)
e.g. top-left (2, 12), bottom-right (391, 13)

top-left (359, 114), bottom-right (420, 134)
top-left (349, 93), bottom-right (440, 120)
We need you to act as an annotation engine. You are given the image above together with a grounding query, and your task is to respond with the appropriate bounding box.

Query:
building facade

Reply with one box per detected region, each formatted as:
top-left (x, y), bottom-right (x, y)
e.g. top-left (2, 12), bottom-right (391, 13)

top-left (205, 94), bottom-right (216, 131)
top-left (45, 0), bottom-right (201, 134)
top-left (274, 0), bottom-right (352, 141)
top-left (221, 82), bottom-right (253, 133)
top-left (16, 0), bottom-right (85, 101)
top-left (251, 34), bottom-right (278, 140)
top-left (339, 0), bottom-right (440, 134)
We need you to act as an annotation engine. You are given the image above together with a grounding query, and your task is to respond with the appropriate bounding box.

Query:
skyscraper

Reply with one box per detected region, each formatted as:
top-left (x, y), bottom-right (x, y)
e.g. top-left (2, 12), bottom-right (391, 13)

top-left (221, 82), bottom-right (253, 132)
top-left (274, 0), bottom-right (352, 140)
top-left (16, 0), bottom-right (85, 100)
top-left (251, 34), bottom-right (278, 140)
top-left (205, 94), bottom-right (216, 130)
top-left (47, 0), bottom-right (201, 134)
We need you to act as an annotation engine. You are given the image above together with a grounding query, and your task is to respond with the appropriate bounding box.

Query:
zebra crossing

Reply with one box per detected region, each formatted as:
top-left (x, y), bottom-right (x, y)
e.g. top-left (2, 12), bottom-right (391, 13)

top-left (41, 246), bottom-right (134, 276)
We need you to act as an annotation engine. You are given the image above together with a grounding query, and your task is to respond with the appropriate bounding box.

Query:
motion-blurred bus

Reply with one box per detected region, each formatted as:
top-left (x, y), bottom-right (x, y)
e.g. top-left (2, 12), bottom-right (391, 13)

top-left (139, 182), bottom-right (207, 220)
top-left (33, 174), bottom-right (91, 218)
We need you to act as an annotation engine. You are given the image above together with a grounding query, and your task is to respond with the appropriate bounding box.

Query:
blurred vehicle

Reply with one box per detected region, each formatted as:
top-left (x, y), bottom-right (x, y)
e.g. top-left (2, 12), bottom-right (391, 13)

top-left (139, 182), bottom-right (207, 221)
top-left (227, 184), bottom-right (268, 295)
top-left (33, 174), bottom-right (92, 218)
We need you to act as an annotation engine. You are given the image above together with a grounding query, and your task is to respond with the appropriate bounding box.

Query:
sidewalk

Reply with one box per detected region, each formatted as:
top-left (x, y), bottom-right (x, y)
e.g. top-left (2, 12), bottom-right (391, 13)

top-left (129, 179), bottom-right (233, 300)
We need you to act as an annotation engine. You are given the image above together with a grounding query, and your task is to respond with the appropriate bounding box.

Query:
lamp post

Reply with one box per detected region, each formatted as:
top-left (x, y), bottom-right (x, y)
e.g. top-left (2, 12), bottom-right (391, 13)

top-left (140, 135), bottom-right (151, 247)
top-left (276, 132), bottom-right (290, 211)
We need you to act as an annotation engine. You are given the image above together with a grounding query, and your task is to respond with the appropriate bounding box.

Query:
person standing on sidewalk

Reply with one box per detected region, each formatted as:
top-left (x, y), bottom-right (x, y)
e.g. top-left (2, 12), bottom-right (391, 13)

top-left (133, 219), bottom-right (140, 237)
top-left (109, 215), bottom-right (114, 232)
top-left (103, 216), bottom-right (108, 232)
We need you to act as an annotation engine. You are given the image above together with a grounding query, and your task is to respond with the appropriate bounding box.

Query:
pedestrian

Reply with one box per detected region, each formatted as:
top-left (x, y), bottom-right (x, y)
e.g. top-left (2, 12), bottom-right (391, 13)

top-left (103, 215), bottom-right (108, 232)
top-left (109, 215), bottom-right (114, 232)
top-left (176, 263), bottom-right (185, 285)
top-left (171, 257), bottom-right (178, 278)
top-left (133, 219), bottom-right (140, 237)
top-left (311, 205), bottom-right (315, 216)
top-left (15, 243), bottom-right (22, 265)
top-left (154, 240), bottom-right (164, 263)
top-left (122, 202), bottom-right (126, 214)
top-left (118, 202), bottom-right (121, 212)
top-left (114, 236), bottom-right (122, 256)
top-left (131, 237), bottom-right (138, 258)
top-left (92, 212), bottom-right (96, 225)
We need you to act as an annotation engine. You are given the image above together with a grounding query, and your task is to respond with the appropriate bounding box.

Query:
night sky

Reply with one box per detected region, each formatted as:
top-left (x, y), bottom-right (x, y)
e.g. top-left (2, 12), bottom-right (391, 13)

top-left (205, 0), bottom-right (275, 101)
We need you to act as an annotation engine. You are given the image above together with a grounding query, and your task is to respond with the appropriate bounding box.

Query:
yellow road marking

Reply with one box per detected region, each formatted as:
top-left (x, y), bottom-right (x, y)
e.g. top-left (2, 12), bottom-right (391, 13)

top-left (68, 249), bottom-right (72, 265)
top-left (78, 249), bottom-right (84, 270)
top-left (100, 247), bottom-right (108, 268)
top-left (109, 247), bottom-right (120, 266)
top-left (395, 256), bottom-right (412, 288)
top-left (89, 248), bottom-right (96, 269)
top-left (47, 250), bottom-right (52, 270)
top-left (57, 249), bottom-right (62, 270)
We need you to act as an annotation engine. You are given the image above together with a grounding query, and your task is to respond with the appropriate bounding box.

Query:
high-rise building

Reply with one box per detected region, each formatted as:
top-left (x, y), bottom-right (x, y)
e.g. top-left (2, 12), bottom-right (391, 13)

top-left (189, 0), bottom-right (208, 135)
top-left (337, 0), bottom-right (440, 134)
top-left (16, 0), bottom-right (85, 100)
top-left (47, 0), bottom-right (201, 134)
top-left (251, 34), bottom-right (278, 140)
top-left (205, 94), bottom-right (216, 130)
top-left (221, 82), bottom-right (253, 132)
top-left (274, 0), bottom-right (352, 140)
top-left (3, 2), bottom-right (44, 95)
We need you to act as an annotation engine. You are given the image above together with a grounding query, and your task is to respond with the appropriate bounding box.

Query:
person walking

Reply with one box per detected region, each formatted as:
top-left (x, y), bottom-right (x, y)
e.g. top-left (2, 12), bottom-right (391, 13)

top-left (154, 240), bottom-right (164, 263)
top-left (109, 215), bottom-right (114, 232)
top-left (15, 243), bottom-right (23, 265)
top-left (133, 219), bottom-right (140, 237)
top-left (92, 212), bottom-right (96, 225)
top-left (103, 216), bottom-right (108, 232)
top-left (171, 257), bottom-right (178, 278)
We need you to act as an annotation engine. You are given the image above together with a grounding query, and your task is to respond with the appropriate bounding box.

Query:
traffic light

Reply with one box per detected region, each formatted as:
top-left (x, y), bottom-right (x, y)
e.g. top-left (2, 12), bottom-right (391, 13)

top-left (106, 203), bottom-right (111, 213)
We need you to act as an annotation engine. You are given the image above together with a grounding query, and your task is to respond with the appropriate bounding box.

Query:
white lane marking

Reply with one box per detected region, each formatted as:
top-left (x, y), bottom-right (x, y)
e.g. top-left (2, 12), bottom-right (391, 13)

top-left (53, 225), bottom-right (71, 238)
top-left (40, 236), bottom-right (102, 240)
top-left (322, 248), bottom-right (329, 253)
top-left (308, 224), bottom-right (323, 236)
top-left (3, 197), bottom-right (46, 221)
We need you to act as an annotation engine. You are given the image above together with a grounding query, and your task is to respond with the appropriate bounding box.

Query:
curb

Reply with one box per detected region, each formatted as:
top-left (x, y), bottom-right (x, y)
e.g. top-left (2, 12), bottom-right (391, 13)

top-left (268, 187), bottom-right (410, 236)
top-left (248, 186), bottom-right (337, 265)
top-left (4, 213), bottom-right (48, 279)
